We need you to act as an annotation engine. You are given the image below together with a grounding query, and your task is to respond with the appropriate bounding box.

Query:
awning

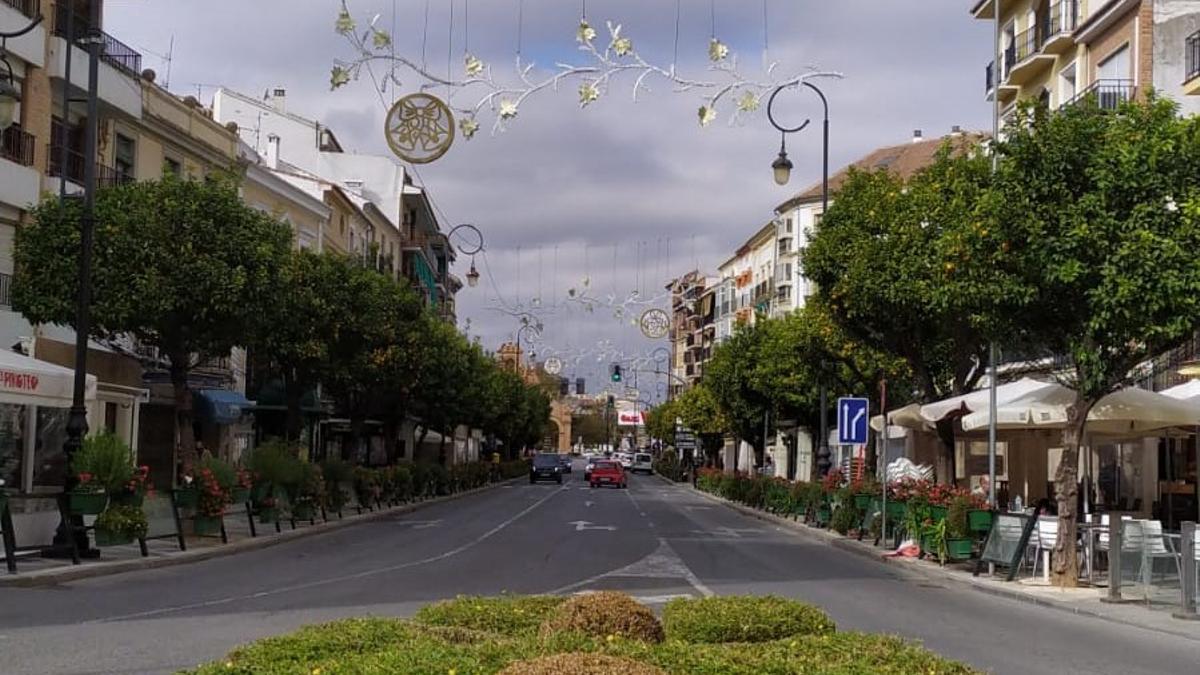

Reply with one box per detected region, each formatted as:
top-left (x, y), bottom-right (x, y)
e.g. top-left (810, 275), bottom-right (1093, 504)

top-left (1161, 379), bottom-right (1200, 403)
top-left (0, 349), bottom-right (97, 408)
top-left (193, 388), bottom-right (254, 425)
top-left (919, 377), bottom-right (1056, 424)
top-left (870, 403), bottom-right (926, 432)
top-left (960, 384), bottom-right (1200, 436)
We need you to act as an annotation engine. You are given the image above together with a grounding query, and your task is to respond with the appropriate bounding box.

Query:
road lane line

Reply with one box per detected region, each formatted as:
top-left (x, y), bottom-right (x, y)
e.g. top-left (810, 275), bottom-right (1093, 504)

top-left (88, 486), bottom-right (569, 624)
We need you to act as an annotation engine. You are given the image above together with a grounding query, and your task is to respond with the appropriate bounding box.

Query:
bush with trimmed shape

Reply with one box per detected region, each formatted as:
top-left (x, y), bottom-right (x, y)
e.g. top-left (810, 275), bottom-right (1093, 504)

top-left (415, 595), bottom-right (564, 637)
top-left (662, 596), bottom-right (835, 644)
top-left (539, 591), bottom-right (664, 643)
top-left (499, 652), bottom-right (666, 675)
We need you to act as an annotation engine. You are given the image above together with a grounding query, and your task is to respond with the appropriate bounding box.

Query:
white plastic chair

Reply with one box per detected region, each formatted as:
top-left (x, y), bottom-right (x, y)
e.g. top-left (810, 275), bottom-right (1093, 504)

top-left (1138, 520), bottom-right (1181, 588)
top-left (1031, 516), bottom-right (1058, 582)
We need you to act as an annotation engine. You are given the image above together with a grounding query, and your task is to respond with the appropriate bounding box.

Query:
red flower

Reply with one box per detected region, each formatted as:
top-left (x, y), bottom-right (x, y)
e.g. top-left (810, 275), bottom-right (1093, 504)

top-left (78, 472), bottom-right (93, 483)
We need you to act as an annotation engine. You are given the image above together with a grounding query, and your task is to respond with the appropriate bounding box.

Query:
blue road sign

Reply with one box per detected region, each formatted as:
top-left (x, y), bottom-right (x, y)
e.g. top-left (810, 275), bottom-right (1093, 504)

top-left (837, 397), bottom-right (870, 445)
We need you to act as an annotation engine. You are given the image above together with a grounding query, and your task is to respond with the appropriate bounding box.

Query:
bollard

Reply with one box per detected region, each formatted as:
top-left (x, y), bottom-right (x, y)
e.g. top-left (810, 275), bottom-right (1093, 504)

top-left (1174, 521), bottom-right (1199, 621)
top-left (1101, 518), bottom-right (1125, 604)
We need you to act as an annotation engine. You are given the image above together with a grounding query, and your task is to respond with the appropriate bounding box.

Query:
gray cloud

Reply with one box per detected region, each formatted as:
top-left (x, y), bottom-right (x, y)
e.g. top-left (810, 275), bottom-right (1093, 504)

top-left (107, 0), bottom-right (992, 398)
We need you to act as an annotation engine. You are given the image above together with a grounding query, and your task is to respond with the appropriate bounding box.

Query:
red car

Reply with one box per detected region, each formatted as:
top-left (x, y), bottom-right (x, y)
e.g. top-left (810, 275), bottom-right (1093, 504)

top-left (589, 460), bottom-right (627, 489)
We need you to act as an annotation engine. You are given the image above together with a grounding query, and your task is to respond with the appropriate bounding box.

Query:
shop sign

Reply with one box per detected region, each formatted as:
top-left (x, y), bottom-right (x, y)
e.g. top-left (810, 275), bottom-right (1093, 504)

top-left (0, 370), bottom-right (39, 392)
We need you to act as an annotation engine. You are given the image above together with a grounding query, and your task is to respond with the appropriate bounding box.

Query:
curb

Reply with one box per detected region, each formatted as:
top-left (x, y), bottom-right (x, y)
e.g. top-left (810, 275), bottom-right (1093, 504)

top-left (0, 478), bottom-right (522, 588)
top-left (672, 482), bottom-right (1200, 643)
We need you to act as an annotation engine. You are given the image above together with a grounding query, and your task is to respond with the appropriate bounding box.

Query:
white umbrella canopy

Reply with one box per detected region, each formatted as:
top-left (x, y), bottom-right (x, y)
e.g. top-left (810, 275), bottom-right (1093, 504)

top-left (1161, 379), bottom-right (1200, 403)
top-left (870, 403), bottom-right (925, 432)
top-left (961, 384), bottom-right (1200, 435)
top-left (919, 377), bottom-right (1058, 425)
top-left (0, 349), bottom-right (98, 408)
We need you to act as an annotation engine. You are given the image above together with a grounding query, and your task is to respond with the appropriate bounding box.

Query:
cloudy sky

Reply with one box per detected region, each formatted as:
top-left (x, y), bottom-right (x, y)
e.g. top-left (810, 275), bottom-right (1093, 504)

top-left (108, 1), bottom-right (992, 402)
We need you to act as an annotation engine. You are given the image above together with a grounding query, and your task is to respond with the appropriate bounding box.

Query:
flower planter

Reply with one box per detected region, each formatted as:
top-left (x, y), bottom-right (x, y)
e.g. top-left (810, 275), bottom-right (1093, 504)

top-left (93, 527), bottom-right (134, 547)
top-left (232, 488), bottom-right (251, 505)
top-left (69, 491), bottom-right (108, 515)
top-left (945, 537), bottom-right (973, 560)
top-left (968, 509), bottom-right (993, 533)
top-left (816, 505), bottom-right (832, 526)
top-left (885, 500), bottom-right (907, 519)
top-left (193, 516), bottom-right (222, 536)
top-left (853, 494), bottom-right (872, 510)
top-left (174, 488), bottom-right (198, 509)
top-left (920, 535), bottom-right (941, 557)
top-left (929, 505), bottom-right (948, 522)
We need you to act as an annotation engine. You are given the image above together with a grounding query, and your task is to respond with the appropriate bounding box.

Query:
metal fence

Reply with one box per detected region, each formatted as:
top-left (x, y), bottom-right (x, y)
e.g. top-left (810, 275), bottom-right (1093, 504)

top-left (52, 3), bottom-right (143, 78)
top-left (0, 126), bottom-right (34, 167)
top-left (1187, 30), bottom-right (1200, 85)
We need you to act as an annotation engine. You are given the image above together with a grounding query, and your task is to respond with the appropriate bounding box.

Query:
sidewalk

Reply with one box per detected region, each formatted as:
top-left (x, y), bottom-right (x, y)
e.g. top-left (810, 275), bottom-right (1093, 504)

top-left (0, 479), bottom-right (517, 587)
top-left (670, 477), bottom-right (1200, 643)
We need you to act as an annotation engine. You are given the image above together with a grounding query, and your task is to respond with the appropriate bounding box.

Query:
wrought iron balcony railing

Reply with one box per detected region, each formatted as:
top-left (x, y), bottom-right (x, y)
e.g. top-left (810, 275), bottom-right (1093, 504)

top-left (53, 3), bottom-right (143, 78)
top-left (0, 126), bottom-right (35, 167)
top-left (1065, 79), bottom-right (1136, 111)
top-left (1186, 30), bottom-right (1200, 84)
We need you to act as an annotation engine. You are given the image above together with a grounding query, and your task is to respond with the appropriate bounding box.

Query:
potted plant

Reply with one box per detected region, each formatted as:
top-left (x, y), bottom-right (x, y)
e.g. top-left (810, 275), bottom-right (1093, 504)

top-left (850, 476), bottom-right (880, 511)
top-left (289, 463), bottom-right (325, 521)
top-left (70, 432), bottom-right (137, 514)
top-left (321, 459), bottom-right (353, 514)
top-left (113, 465), bottom-right (153, 507)
top-left (193, 466), bottom-right (228, 536)
top-left (93, 503), bottom-right (148, 546)
top-left (967, 493), bottom-right (993, 533)
top-left (232, 467), bottom-right (253, 505)
top-left (943, 494), bottom-right (974, 561)
top-left (247, 441), bottom-right (302, 521)
top-left (353, 467), bottom-right (382, 508)
top-left (69, 472), bottom-right (109, 515)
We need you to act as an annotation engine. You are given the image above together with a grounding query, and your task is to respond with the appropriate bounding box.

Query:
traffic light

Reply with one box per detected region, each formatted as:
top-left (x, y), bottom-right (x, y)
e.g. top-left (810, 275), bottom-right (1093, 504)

top-left (610, 364), bottom-right (622, 383)
top-left (558, 378), bottom-right (569, 396)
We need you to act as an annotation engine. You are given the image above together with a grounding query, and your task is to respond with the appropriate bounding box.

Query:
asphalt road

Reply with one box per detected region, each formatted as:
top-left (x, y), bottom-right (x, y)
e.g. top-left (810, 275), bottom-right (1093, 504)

top-left (1, 459), bottom-right (1198, 674)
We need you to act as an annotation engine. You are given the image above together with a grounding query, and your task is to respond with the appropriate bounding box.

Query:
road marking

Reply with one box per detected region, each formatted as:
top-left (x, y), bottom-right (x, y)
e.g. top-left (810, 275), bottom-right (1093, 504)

top-left (89, 486), bottom-right (569, 624)
top-left (393, 519), bottom-right (442, 529)
top-left (584, 501), bottom-right (595, 508)
top-left (568, 520), bottom-right (618, 532)
top-left (550, 538), bottom-right (714, 598)
top-left (573, 591), bottom-right (694, 604)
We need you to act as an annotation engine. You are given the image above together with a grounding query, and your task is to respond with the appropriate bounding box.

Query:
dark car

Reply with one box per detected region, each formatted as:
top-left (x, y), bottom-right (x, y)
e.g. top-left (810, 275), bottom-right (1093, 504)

top-left (530, 453), bottom-right (563, 484)
top-left (558, 454), bottom-right (573, 473)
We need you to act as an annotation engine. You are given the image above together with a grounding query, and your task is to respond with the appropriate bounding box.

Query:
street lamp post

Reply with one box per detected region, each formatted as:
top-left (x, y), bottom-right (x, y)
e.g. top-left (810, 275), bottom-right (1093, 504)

top-left (446, 223), bottom-right (484, 289)
top-left (0, 13), bottom-right (43, 131)
top-left (768, 81), bottom-right (831, 476)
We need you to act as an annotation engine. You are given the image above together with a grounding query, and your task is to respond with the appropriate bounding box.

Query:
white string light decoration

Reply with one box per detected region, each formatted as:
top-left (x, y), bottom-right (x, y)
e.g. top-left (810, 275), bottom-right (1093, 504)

top-left (331, 1), bottom-right (841, 138)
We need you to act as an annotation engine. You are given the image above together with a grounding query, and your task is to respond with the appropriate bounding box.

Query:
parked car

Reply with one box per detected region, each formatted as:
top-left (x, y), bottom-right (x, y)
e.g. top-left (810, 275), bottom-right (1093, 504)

top-left (589, 460), bottom-right (626, 489)
top-left (558, 454), bottom-right (573, 473)
top-left (631, 452), bottom-right (653, 474)
top-left (530, 453), bottom-right (563, 484)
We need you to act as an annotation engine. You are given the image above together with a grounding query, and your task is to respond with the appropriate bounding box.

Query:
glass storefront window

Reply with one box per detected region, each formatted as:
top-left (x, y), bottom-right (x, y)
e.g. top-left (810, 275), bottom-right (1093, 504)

top-left (32, 407), bottom-right (69, 488)
top-left (0, 403), bottom-right (25, 490)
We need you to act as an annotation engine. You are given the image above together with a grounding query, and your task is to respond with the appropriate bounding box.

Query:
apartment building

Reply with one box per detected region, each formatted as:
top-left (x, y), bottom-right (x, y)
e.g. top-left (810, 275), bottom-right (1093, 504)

top-left (716, 222), bottom-right (776, 333)
top-left (974, 0), bottom-right (1200, 119)
top-left (665, 271), bottom-right (712, 398)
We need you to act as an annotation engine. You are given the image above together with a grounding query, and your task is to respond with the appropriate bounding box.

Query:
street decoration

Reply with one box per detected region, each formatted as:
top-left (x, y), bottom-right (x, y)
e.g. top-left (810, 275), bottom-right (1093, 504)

top-left (384, 93), bottom-right (455, 164)
top-left (639, 308), bottom-right (670, 339)
top-left (542, 357), bottom-right (563, 375)
top-left (332, 1), bottom-right (840, 142)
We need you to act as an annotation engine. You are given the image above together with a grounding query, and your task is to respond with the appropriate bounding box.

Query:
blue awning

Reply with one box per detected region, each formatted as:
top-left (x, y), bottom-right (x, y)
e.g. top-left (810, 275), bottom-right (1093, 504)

top-left (193, 388), bottom-right (253, 425)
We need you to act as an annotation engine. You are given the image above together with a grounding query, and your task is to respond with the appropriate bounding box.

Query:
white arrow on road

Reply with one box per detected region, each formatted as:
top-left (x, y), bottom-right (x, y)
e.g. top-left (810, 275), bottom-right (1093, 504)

top-left (568, 520), bottom-right (617, 532)
top-left (584, 501), bottom-right (595, 508)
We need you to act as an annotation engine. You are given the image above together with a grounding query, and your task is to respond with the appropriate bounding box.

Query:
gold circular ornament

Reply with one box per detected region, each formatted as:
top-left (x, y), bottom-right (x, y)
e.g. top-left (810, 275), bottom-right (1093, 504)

top-left (384, 93), bottom-right (455, 164)
top-left (639, 308), bottom-right (670, 339)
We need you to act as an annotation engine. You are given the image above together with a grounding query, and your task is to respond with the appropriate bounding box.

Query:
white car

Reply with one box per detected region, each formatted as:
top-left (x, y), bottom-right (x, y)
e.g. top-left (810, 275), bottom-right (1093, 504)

top-left (616, 452), bottom-right (633, 469)
top-left (631, 452), bottom-right (653, 474)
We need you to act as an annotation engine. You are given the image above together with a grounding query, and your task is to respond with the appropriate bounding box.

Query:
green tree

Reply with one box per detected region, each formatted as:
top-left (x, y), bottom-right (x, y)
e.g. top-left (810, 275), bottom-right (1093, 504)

top-left (14, 176), bottom-right (292, 472)
top-left (644, 399), bottom-right (678, 447)
top-left (703, 324), bottom-right (770, 467)
top-left (976, 97), bottom-right (1200, 586)
top-left (674, 384), bottom-right (730, 466)
top-left (802, 143), bottom-right (1001, 477)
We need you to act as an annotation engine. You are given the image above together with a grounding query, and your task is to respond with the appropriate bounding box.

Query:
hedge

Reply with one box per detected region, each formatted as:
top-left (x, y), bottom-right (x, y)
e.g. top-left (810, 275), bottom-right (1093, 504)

top-left (186, 593), bottom-right (978, 675)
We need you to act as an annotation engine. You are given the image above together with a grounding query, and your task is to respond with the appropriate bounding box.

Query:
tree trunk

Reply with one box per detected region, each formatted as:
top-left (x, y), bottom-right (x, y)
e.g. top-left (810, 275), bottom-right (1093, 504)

top-left (169, 355), bottom-right (195, 478)
top-left (283, 372), bottom-right (303, 443)
top-left (439, 429), bottom-right (449, 466)
top-left (934, 417), bottom-right (958, 485)
top-left (1051, 395), bottom-right (1091, 588)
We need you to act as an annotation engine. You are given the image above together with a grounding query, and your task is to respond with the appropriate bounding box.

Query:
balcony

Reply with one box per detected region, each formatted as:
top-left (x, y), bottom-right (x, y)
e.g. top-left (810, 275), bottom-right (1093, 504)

top-left (0, 126), bottom-right (35, 167)
top-left (1, 0), bottom-right (35, 18)
top-left (984, 58), bottom-right (1018, 101)
top-left (1041, 0), bottom-right (1079, 54)
top-left (1005, 25), bottom-right (1054, 86)
top-left (47, 144), bottom-right (135, 188)
top-left (0, 272), bottom-right (11, 308)
top-left (53, 4), bottom-right (143, 78)
top-left (1065, 79), bottom-right (1136, 111)
top-left (1186, 30), bottom-right (1200, 96)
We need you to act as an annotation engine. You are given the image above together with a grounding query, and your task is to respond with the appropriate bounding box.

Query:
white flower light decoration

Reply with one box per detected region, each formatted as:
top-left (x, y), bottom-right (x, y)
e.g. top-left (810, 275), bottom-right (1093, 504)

top-left (609, 23), bottom-right (633, 57)
top-left (736, 90), bottom-right (760, 113)
top-left (464, 53), bottom-right (485, 77)
top-left (499, 100), bottom-right (519, 119)
top-left (459, 116), bottom-right (480, 139)
top-left (708, 38), bottom-right (729, 62)
top-left (698, 105), bottom-right (717, 127)
top-left (579, 81), bottom-right (601, 107)
top-left (577, 19), bottom-right (597, 45)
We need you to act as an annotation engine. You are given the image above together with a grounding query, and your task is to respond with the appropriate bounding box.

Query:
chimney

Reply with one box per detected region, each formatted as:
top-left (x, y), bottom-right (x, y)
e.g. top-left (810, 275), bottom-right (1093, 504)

top-left (950, 125), bottom-right (963, 136)
top-left (265, 134), bottom-right (280, 169)
top-left (268, 87), bottom-right (286, 114)
top-left (912, 129), bottom-right (923, 143)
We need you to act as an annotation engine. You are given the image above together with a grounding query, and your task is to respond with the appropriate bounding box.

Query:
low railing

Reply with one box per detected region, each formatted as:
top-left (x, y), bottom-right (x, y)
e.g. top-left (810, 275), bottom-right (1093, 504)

top-left (1065, 79), bottom-right (1136, 110)
top-left (1186, 30), bottom-right (1200, 84)
top-left (47, 143), bottom-right (134, 188)
top-left (52, 4), bottom-right (143, 78)
top-left (1043, 0), bottom-right (1080, 40)
top-left (1011, 25), bottom-right (1040, 65)
top-left (0, 126), bottom-right (35, 167)
top-left (985, 61), bottom-right (994, 94)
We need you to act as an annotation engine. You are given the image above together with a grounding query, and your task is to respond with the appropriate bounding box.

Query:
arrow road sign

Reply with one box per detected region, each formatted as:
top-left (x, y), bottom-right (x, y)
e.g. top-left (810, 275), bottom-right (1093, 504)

top-left (837, 397), bottom-right (870, 445)
top-left (568, 520), bottom-right (618, 532)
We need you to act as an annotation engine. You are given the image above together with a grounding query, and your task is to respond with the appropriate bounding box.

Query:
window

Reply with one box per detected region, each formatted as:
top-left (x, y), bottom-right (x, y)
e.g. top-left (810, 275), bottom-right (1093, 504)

top-left (1058, 61), bottom-right (1077, 106)
top-left (114, 133), bottom-right (135, 181)
top-left (163, 157), bottom-right (182, 177)
top-left (1098, 44), bottom-right (1130, 82)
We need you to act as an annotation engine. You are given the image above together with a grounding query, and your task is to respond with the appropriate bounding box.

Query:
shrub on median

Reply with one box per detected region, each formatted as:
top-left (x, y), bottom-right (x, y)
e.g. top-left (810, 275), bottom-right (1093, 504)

top-left (539, 591), bottom-right (665, 643)
top-left (499, 653), bottom-right (666, 675)
top-left (661, 596), bottom-right (835, 644)
top-left (415, 594), bottom-right (565, 636)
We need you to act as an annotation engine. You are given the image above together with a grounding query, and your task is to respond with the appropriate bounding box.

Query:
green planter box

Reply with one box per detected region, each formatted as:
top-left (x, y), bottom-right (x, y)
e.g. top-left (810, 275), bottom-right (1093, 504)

top-left (193, 516), bottom-right (222, 536)
top-left (968, 509), bottom-right (993, 533)
top-left (929, 505), bottom-right (948, 521)
top-left (232, 488), bottom-right (251, 505)
top-left (886, 500), bottom-right (907, 519)
top-left (111, 492), bottom-right (143, 508)
top-left (69, 491), bottom-right (108, 515)
top-left (174, 488), bottom-right (198, 509)
top-left (816, 505), bottom-right (832, 526)
top-left (921, 535), bottom-right (941, 557)
top-left (93, 527), bottom-right (134, 547)
top-left (853, 494), bottom-right (872, 510)
top-left (945, 537), bottom-right (973, 560)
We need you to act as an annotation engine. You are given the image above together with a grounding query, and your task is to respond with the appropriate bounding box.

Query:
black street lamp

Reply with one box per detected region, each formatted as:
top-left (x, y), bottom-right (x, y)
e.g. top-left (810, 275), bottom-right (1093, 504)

top-left (0, 11), bottom-right (43, 131)
top-left (768, 81), bottom-right (832, 477)
top-left (446, 223), bottom-right (484, 289)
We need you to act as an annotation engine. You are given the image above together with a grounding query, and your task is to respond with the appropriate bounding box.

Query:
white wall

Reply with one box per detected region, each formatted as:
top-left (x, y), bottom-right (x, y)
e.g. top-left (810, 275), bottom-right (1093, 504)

top-left (1153, 0), bottom-right (1200, 116)
top-left (213, 89), bottom-right (321, 174)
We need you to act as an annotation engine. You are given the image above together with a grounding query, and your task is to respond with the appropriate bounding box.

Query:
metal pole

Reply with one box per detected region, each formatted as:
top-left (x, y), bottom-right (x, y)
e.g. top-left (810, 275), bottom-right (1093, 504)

top-left (1103, 518), bottom-right (1125, 603)
top-left (763, 410), bottom-right (769, 474)
top-left (1174, 521), bottom-right (1198, 620)
top-left (817, 382), bottom-right (829, 477)
top-left (880, 378), bottom-right (888, 546)
top-left (989, 344), bottom-right (998, 509)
